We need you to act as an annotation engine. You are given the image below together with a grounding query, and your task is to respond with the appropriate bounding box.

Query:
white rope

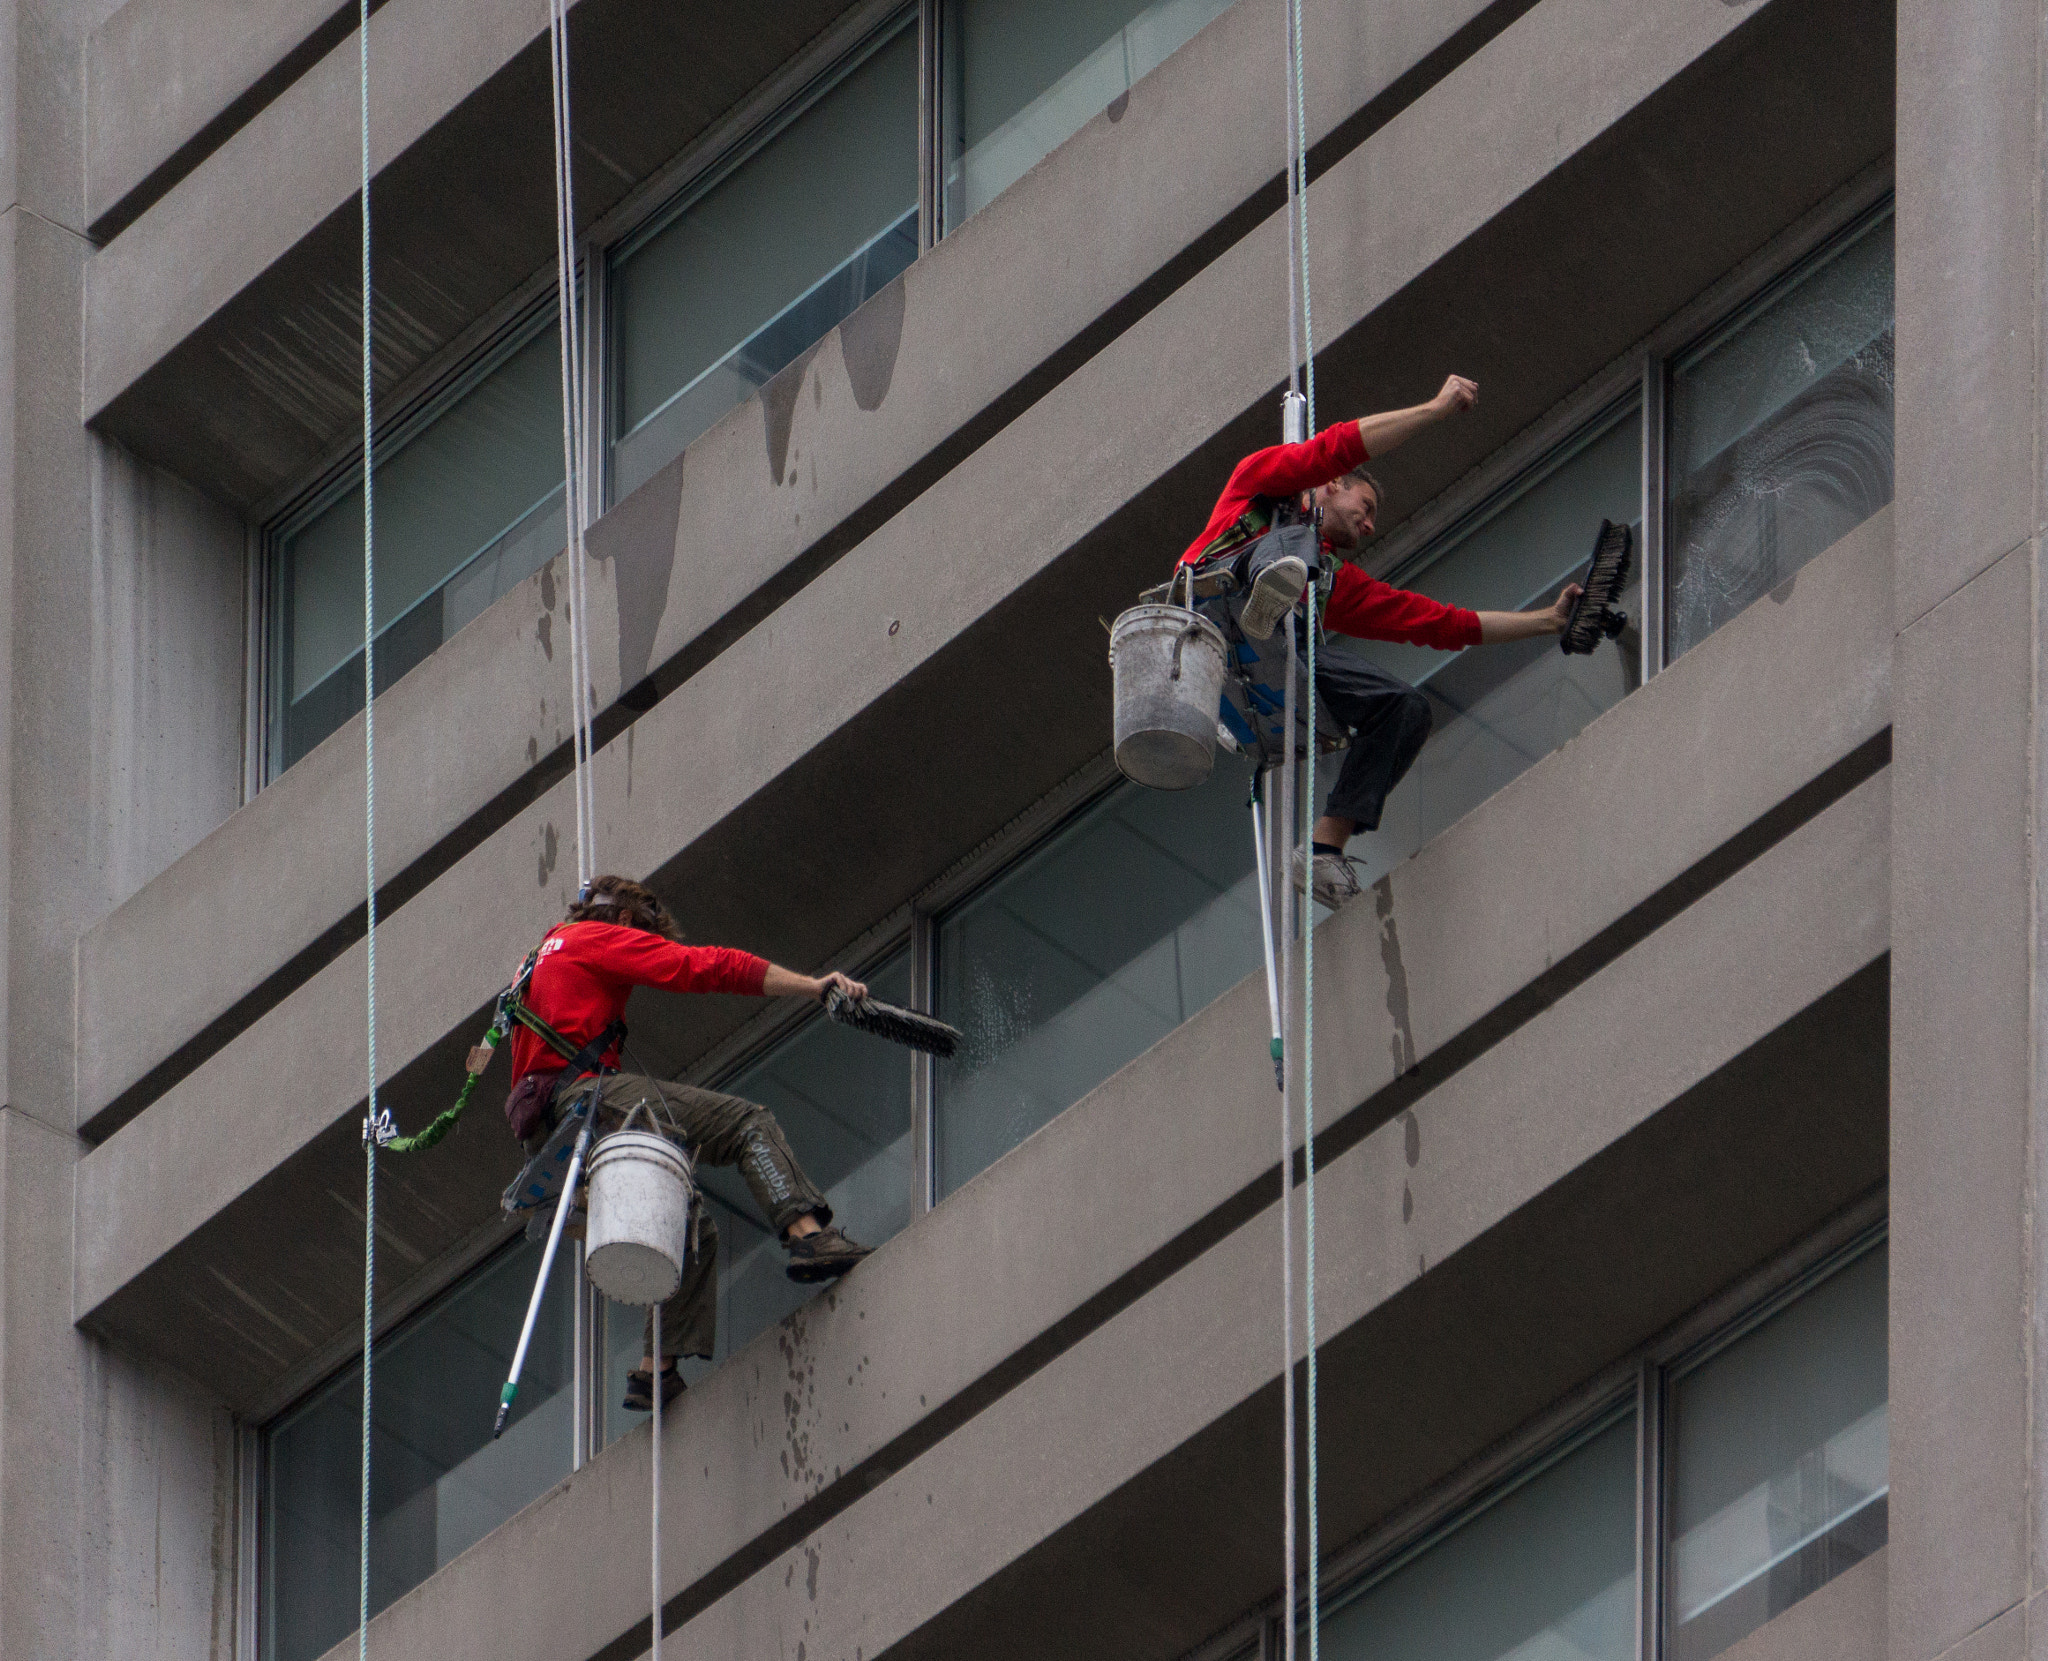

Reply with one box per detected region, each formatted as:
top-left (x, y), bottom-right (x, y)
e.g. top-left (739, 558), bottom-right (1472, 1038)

top-left (1278, 622), bottom-right (1299, 1661)
top-left (1290, 0), bottom-right (1322, 1644)
top-left (651, 1302), bottom-right (663, 1661)
top-left (356, 0), bottom-right (377, 1650)
top-left (548, 0), bottom-right (597, 889)
top-left (1278, 0), bottom-right (1322, 1653)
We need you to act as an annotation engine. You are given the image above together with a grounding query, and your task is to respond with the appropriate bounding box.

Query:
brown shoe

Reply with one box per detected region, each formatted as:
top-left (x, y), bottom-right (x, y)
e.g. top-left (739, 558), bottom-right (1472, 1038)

top-left (621, 1364), bottom-right (685, 1412)
top-left (784, 1225), bottom-right (872, 1283)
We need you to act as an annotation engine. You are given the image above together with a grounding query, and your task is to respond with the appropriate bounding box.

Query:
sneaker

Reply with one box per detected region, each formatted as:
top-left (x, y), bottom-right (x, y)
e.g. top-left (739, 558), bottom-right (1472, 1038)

top-left (1239, 555), bottom-right (1310, 641)
top-left (1290, 845), bottom-right (1367, 912)
top-left (622, 1364), bottom-right (685, 1412)
top-left (784, 1225), bottom-right (873, 1284)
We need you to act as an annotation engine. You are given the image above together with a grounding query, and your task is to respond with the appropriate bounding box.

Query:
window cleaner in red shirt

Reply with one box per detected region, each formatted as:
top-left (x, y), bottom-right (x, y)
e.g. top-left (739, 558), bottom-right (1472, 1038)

top-left (505, 874), bottom-right (874, 1412)
top-left (1180, 374), bottom-right (1582, 911)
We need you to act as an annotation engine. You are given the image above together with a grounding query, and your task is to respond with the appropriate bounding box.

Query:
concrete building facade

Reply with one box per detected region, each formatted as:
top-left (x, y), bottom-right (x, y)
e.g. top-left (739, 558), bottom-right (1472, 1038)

top-left (0, 0), bottom-right (2008, 1657)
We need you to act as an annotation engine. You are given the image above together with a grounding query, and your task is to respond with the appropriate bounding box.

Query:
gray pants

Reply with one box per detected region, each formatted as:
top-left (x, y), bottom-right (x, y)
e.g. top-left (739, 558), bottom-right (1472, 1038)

top-left (546, 1072), bottom-right (831, 1361)
top-left (1236, 534), bottom-right (1435, 831)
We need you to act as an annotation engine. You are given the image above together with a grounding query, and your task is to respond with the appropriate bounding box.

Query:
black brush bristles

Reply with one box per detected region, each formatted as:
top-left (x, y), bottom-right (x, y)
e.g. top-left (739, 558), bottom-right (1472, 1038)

top-left (1560, 519), bottom-right (1634, 656)
top-left (822, 988), bottom-right (963, 1057)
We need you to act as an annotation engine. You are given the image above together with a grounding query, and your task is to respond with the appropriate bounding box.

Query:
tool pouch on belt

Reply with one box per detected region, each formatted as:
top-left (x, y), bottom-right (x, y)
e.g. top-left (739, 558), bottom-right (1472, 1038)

top-left (502, 1016), bottom-right (627, 1142)
top-left (504, 1072), bottom-right (556, 1142)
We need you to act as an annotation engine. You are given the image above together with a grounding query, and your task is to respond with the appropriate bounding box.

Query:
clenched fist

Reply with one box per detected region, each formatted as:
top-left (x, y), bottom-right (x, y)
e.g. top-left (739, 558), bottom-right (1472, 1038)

top-left (1433, 374), bottom-right (1478, 416)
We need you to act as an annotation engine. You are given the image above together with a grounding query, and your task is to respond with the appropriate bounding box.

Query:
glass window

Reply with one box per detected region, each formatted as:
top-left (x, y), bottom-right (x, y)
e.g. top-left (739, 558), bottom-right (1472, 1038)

top-left (941, 0), bottom-right (1234, 232)
top-left (268, 319), bottom-right (567, 775)
top-left (601, 950), bottom-right (915, 1445)
top-left (1317, 1411), bottom-right (1638, 1661)
top-left (609, 23), bottom-right (919, 501)
top-left (1345, 405), bottom-right (1643, 889)
top-left (1668, 1242), bottom-right (1888, 1661)
top-left (1666, 209), bottom-right (1894, 661)
top-left (260, 1237), bottom-right (575, 1661)
top-left (933, 755), bottom-right (1262, 1199)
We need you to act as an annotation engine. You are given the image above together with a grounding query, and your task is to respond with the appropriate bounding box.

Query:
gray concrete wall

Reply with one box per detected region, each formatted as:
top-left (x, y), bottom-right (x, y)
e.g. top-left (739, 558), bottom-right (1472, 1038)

top-left (74, 489), bottom-right (1892, 1407)
top-left (70, 0), bottom-right (1884, 1139)
top-left (77, 1339), bottom-right (245, 1659)
top-left (328, 763), bottom-right (1888, 1661)
top-left (1890, 3), bottom-right (2045, 1659)
top-left (87, 437), bottom-right (247, 907)
top-left (0, 0), bottom-right (265, 1652)
top-left (84, 0), bottom-right (340, 231)
top-left (70, 0), bottom-right (1552, 1135)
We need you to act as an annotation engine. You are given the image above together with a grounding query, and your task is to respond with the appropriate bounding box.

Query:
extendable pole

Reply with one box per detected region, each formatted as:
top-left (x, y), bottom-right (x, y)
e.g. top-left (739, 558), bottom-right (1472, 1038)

top-left (494, 1115), bottom-right (593, 1439)
top-left (1250, 777), bottom-right (1284, 1092)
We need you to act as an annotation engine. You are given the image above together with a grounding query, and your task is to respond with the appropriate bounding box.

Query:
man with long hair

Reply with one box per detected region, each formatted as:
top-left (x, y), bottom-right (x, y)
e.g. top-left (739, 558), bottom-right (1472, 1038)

top-left (507, 873), bottom-right (873, 1411)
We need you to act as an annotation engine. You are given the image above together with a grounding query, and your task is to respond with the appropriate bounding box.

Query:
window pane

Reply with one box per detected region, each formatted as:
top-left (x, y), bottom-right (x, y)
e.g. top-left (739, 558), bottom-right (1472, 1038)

top-left (261, 1238), bottom-right (574, 1661)
top-left (1346, 407), bottom-right (1643, 890)
top-left (1669, 1243), bottom-right (1889, 1661)
top-left (610, 25), bottom-right (918, 500)
top-left (271, 322), bottom-right (566, 773)
top-left (1666, 211), bottom-right (1894, 661)
top-left (1319, 1413), bottom-right (1637, 1661)
top-left (934, 756), bottom-right (1261, 1198)
top-left (942, 0), bottom-right (1232, 230)
top-left (601, 951), bottom-right (914, 1445)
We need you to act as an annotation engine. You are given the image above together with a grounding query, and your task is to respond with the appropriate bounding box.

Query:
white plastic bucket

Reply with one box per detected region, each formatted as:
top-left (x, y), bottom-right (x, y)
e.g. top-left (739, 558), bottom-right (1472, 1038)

top-left (1110, 603), bottom-right (1227, 790)
top-left (585, 1130), bottom-right (694, 1305)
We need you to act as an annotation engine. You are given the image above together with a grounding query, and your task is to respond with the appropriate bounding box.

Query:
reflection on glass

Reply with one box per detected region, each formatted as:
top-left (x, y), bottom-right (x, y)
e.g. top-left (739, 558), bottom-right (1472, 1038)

top-left (1669, 1243), bottom-right (1888, 1661)
top-left (609, 25), bottom-right (918, 501)
top-left (261, 1239), bottom-right (574, 1661)
top-left (602, 952), bottom-right (914, 1445)
top-left (1666, 210), bottom-right (1894, 661)
top-left (933, 756), bottom-right (1261, 1198)
top-left (270, 321), bottom-right (566, 774)
top-left (1319, 1413), bottom-right (1637, 1661)
top-left (942, 0), bottom-right (1233, 230)
top-left (1347, 407), bottom-right (1643, 889)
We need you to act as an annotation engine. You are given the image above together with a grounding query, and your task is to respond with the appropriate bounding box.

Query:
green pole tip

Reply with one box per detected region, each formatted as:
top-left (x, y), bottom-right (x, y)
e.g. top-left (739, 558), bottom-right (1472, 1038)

top-left (1270, 1037), bottom-right (1284, 1060)
top-left (500, 1381), bottom-right (518, 1406)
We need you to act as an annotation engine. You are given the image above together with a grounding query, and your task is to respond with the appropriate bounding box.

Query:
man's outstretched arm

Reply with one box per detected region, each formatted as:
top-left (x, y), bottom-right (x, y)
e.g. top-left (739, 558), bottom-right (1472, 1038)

top-left (1354, 374), bottom-right (1478, 458)
top-left (762, 964), bottom-right (869, 1000)
top-left (1474, 583), bottom-right (1585, 644)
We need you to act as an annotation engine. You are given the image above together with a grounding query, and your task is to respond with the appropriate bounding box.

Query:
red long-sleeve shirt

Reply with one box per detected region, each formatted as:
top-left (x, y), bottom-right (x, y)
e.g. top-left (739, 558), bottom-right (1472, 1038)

top-left (508, 920), bottom-right (769, 1085)
top-left (1178, 422), bottom-right (1482, 652)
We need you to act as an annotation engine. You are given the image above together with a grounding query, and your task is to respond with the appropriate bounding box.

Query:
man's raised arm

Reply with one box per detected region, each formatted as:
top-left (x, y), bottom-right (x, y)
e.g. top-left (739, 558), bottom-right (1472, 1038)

top-left (1354, 374), bottom-right (1478, 458)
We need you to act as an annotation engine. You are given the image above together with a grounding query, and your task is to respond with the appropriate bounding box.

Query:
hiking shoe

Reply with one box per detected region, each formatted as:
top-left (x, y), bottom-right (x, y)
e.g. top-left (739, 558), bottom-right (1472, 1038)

top-left (785, 1225), bottom-right (873, 1284)
top-left (1239, 555), bottom-right (1310, 641)
top-left (622, 1364), bottom-right (685, 1412)
top-left (1290, 845), bottom-right (1367, 912)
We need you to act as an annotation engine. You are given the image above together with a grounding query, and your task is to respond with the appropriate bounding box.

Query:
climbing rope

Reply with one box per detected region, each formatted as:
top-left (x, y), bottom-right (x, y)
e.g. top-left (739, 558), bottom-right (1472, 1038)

top-left (548, 0), bottom-right (597, 891)
top-left (356, 0), bottom-right (378, 1648)
top-left (1278, 0), bottom-right (1323, 1654)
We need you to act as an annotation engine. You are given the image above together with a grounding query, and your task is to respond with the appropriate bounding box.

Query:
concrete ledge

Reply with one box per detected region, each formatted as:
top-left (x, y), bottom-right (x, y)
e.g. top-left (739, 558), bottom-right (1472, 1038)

top-left (72, 0), bottom-right (1889, 1140)
top-left (73, 467), bottom-right (1891, 1413)
top-left (1716, 1550), bottom-right (1885, 1661)
top-left (83, 0), bottom-right (858, 504)
top-left (74, 0), bottom-right (1506, 1131)
top-left (86, 0), bottom-right (352, 237)
top-left (329, 765), bottom-right (1889, 1661)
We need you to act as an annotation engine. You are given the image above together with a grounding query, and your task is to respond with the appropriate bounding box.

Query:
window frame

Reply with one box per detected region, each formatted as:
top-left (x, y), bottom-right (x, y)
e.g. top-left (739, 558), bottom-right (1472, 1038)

top-left (253, 1223), bottom-right (584, 1661)
top-left (253, 281), bottom-right (566, 784)
top-left (598, 4), bottom-right (922, 504)
top-left (253, 0), bottom-right (1254, 786)
top-left (1178, 1195), bottom-right (1888, 1661)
